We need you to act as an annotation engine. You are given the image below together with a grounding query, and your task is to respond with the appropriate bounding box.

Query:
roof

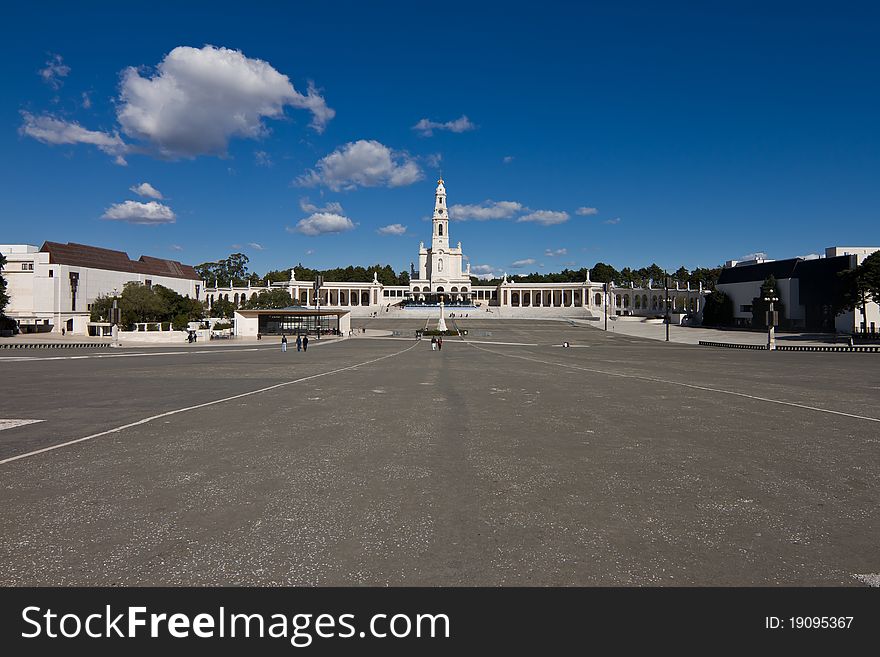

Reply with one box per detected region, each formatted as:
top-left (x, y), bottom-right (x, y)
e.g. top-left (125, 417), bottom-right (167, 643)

top-left (40, 242), bottom-right (201, 281)
top-left (717, 258), bottom-right (801, 285)
top-left (717, 255), bottom-right (853, 306)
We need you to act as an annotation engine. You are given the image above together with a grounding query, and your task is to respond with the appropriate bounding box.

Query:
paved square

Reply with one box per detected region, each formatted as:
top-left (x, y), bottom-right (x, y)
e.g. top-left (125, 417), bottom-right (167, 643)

top-left (0, 320), bottom-right (877, 585)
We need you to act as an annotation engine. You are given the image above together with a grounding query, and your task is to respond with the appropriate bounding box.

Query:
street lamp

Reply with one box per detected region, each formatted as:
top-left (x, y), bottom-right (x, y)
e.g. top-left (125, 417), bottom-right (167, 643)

top-left (604, 281), bottom-right (609, 331)
top-left (664, 271), bottom-right (672, 342)
top-left (763, 288), bottom-right (779, 350)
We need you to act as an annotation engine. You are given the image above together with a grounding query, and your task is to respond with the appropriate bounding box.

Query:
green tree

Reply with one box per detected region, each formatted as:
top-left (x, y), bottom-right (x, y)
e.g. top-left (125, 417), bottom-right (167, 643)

top-left (120, 282), bottom-right (167, 326)
top-left (0, 253), bottom-right (9, 315)
top-left (89, 293), bottom-right (118, 322)
top-left (225, 253), bottom-right (250, 284)
top-left (211, 297), bottom-right (236, 318)
top-left (398, 270), bottom-right (410, 286)
top-left (243, 289), bottom-right (293, 309)
top-left (688, 267), bottom-right (721, 289)
top-left (673, 266), bottom-right (690, 283)
top-left (702, 290), bottom-right (734, 326)
top-left (590, 262), bottom-right (619, 283)
top-left (833, 251), bottom-right (880, 323)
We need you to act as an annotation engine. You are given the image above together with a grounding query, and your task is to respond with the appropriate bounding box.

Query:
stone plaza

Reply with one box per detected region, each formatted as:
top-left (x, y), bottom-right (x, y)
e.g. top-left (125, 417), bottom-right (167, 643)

top-left (1, 318), bottom-right (877, 586)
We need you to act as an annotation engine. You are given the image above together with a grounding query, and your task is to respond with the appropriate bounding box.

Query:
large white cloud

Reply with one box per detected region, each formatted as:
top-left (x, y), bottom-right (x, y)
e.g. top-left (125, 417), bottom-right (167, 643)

top-left (101, 201), bottom-right (176, 225)
top-left (296, 140), bottom-right (422, 191)
top-left (130, 182), bottom-right (164, 199)
top-left (449, 200), bottom-right (523, 221)
top-left (117, 45), bottom-right (334, 158)
top-left (517, 210), bottom-right (570, 226)
top-left (511, 258), bottom-right (537, 268)
top-left (19, 112), bottom-right (128, 165)
top-left (412, 115), bottom-right (476, 137)
top-left (290, 212), bottom-right (355, 236)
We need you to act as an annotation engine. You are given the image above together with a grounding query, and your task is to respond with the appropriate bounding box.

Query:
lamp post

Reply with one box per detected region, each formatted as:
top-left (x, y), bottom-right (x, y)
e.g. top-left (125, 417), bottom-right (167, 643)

top-left (604, 281), bottom-right (609, 331)
top-left (664, 271), bottom-right (671, 342)
top-left (763, 287), bottom-right (779, 350)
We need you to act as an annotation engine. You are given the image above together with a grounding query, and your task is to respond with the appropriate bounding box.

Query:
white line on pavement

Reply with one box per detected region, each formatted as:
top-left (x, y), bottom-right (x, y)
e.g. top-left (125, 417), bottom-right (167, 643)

top-left (0, 341), bottom-right (417, 466)
top-left (463, 340), bottom-right (880, 424)
top-left (0, 419), bottom-right (45, 432)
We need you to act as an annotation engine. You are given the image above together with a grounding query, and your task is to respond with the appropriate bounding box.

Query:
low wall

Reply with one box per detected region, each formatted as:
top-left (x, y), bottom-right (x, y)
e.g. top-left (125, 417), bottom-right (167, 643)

top-left (117, 329), bottom-right (210, 343)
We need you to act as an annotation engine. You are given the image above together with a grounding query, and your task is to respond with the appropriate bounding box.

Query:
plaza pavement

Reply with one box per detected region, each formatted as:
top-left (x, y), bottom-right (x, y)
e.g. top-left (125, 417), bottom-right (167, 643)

top-left (0, 320), bottom-right (877, 586)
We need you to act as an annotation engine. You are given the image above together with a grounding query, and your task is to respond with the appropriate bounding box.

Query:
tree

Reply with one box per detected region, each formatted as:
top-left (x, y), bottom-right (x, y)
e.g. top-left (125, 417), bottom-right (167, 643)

top-left (211, 297), bottom-right (236, 318)
top-left (89, 294), bottom-right (118, 322)
top-left (689, 267), bottom-right (721, 289)
top-left (0, 253), bottom-right (9, 315)
top-left (590, 262), bottom-right (619, 283)
top-left (398, 270), bottom-right (410, 286)
top-left (120, 282), bottom-right (166, 326)
top-left (225, 253), bottom-right (250, 284)
top-left (243, 289), bottom-right (293, 309)
top-left (702, 290), bottom-right (734, 326)
top-left (833, 251), bottom-right (880, 326)
top-left (674, 266), bottom-right (690, 283)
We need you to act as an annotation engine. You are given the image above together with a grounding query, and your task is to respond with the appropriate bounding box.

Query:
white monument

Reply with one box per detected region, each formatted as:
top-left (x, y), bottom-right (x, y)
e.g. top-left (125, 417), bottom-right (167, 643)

top-left (437, 299), bottom-right (447, 332)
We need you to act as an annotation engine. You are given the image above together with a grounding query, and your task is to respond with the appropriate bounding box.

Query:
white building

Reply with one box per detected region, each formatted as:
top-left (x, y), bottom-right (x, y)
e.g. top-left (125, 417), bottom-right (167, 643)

top-left (716, 246), bottom-right (879, 333)
top-left (208, 178), bottom-right (709, 330)
top-left (1, 242), bottom-right (202, 335)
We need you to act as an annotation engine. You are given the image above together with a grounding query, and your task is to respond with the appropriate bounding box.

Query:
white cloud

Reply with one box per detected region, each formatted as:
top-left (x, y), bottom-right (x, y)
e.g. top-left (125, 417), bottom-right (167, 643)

top-left (545, 248), bottom-right (567, 257)
top-left (81, 91), bottom-right (92, 109)
top-left (38, 54), bottom-right (70, 90)
top-left (298, 197), bottom-right (342, 214)
top-left (603, 217), bottom-right (621, 225)
top-left (289, 212), bottom-right (355, 236)
top-left (248, 242), bottom-right (265, 250)
top-left (20, 112), bottom-right (128, 164)
top-left (254, 150), bottom-right (272, 167)
top-left (502, 155), bottom-right (514, 164)
top-left (511, 258), bottom-right (537, 268)
top-left (377, 223), bottom-right (407, 236)
top-left (412, 115), bottom-right (476, 137)
top-left (117, 45), bottom-right (334, 158)
top-left (517, 210), bottom-right (570, 226)
top-left (449, 200), bottom-right (523, 221)
top-left (741, 251), bottom-right (767, 260)
top-left (305, 249), bottom-right (315, 255)
top-left (576, 206), bottom-right (598, 216)
top-left (470, 264), bottom-right (501, 280)
top-left (170, 244), bottom-right (183, 251)
top-left (101, 201), bottom-right (176, 225)
top-left (130, 182), bottom-right (164, 199)
top-left (296, 140), bottom-right (422, 191)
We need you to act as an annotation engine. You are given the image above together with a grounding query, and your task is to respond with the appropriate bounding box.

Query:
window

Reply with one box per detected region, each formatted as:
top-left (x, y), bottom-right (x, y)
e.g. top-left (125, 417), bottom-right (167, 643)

top-left (740, 305), bottom-right (752, 313)
top-left (438, 223), bottom-right (443, 236)
top-left (49, 270), bottom-right (54, 277)
top-left (145, 279), bottom-right (152, 289)
top-left (22, 263), bottom-right (34, 271)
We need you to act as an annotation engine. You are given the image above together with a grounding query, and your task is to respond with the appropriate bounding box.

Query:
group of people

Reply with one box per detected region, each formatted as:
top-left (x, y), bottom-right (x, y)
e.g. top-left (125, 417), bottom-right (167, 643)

top-left (280, 334), bottom-right (309, 353)
top-left (430, 335), bottom-right (443, 351)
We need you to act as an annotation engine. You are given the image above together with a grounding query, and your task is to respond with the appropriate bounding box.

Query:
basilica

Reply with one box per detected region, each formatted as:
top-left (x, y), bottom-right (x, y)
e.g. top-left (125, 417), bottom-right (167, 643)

top-left (204, 178), bottom-right (708, 333)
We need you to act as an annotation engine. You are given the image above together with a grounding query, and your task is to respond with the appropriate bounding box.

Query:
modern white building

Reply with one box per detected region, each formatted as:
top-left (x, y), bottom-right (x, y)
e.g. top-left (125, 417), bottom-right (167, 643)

top-left (1, 242), bottom-right (202, 334)
top-left (208, 178), bottom-right (710, 330)
top-left (716, 246), bottom-right (879, 333)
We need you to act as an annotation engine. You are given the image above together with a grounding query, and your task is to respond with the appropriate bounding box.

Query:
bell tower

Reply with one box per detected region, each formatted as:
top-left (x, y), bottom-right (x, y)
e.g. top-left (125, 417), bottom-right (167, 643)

top-left (432, 178), bottom-right (449, 250)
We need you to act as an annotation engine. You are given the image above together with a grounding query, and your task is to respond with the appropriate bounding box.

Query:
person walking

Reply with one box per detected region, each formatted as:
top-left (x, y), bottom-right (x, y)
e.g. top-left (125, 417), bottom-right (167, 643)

top-left (281, 334), bottom-right (288, 352)
top-left (296, 334), bottom-right (302, 352)
top-left (302, 335), bottom-right (309, 352)
top-left (431, 335), bottom-right (437, 351)
top-left (438, 336), bottom-right (443, 351)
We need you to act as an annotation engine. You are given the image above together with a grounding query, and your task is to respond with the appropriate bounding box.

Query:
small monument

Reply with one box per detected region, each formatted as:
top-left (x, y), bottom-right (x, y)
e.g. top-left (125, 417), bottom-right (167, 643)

top-left (437, 299), bottom-right (448, 332)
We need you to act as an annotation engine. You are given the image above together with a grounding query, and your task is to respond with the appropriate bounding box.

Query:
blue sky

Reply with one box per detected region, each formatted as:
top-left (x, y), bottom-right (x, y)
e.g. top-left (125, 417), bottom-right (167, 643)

top-left (2, 0), bottom-right (878, 278)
